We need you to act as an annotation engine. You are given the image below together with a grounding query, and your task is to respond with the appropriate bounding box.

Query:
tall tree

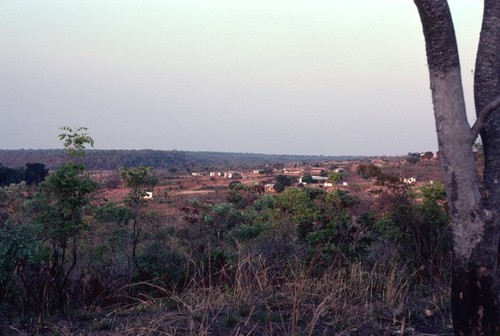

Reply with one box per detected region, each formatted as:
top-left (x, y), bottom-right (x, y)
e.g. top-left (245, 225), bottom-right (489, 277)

top-left (36, 162), bottom-right (97, 309)
top-left (34, 127), bottom-right (97, 312)
top-left (24, 163), bottom-right (48, 185)
top-left (120, 166), bottom-right (158, 275)
top-left (413, 1), bottom-right (499, 334)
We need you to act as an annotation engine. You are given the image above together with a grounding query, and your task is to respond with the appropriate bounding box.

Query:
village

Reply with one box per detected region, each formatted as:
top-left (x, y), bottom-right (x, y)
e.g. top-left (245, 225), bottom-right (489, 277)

top-left (1, 150), bottom-right (455, 335)
top-left (96, 152), bottom-right (443, 215)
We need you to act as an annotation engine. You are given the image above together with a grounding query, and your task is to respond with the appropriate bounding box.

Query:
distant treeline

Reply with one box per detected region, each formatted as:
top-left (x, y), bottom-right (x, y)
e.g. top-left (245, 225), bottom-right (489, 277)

top-left (0, 162), bottom-right (48, 186)
top-left (0, 149), bottom-right (361, 171)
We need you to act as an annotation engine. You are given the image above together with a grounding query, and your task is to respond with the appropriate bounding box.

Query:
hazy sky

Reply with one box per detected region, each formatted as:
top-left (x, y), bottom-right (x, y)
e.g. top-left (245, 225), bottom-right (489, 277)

top-left (1, 1), bottom-right (483, 156)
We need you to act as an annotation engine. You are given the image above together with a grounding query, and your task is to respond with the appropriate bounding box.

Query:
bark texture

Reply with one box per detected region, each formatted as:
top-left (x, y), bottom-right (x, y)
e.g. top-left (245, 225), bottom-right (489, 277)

top-left (414, 0), bottom-right (499, 334)
top-left (474, 0), bottom-right (500, 328)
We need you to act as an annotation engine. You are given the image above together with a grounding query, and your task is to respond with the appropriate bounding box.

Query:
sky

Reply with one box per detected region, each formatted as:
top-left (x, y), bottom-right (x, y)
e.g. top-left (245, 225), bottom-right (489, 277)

top-left (0, 1), bottom-right (484, 156)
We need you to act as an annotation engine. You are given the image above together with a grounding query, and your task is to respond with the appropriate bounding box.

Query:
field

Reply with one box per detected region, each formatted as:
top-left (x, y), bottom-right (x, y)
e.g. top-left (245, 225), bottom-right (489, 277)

top-left (0, 155), bottom-right (454, 335)
top-left (96, 157), bottom-right (442, 214)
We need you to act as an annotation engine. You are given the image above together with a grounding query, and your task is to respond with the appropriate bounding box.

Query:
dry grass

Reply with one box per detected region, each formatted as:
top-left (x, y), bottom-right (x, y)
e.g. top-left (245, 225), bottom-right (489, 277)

top-left (33, 250), bottom-right (453, 336)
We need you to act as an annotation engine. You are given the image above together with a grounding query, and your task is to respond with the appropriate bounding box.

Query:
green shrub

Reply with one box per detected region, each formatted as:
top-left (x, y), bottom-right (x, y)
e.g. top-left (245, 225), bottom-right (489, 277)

top-left (230, 223), bottom-right (270, 241)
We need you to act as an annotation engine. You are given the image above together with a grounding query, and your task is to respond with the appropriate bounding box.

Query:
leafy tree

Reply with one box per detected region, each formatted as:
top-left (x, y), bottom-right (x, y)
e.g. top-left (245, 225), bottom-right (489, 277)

top-left (421, 181), bottom-right (446, 203)
top-left (273, 183), bottom-right (285, 193)
top-left (417, 184), bottom-right (450, 271)
top-left (227, 181), bottom-right (264, 209)
top-left (273, 174), bottom-right (292, 193)
top-left (275, 174), bottom-right (292, 187)
top-left (0, 182), bottom-right (30, 226)
top-left (301, 174), bottom-right (314, 184)
top-left (375, 181), bottom-right (450, 273)
top-left (413, 1), bottom-right (500, 332)
top-left (422, 151), bottom-right (434, 160)
top-left (202, 202), bottom-right (246, 242)
top-left (0, 164), bottom-right (24, 186)
top-left (328, 171), bottom-right (342, 184)
top-left (0, 214), bottom-right (42, 315)
top-left (120, 166), bottom-right (158, 275)
top-left (58, 126), bottom-right (94, 158)
top-left (406, 152), bottom-right (420, 164)
top-left (275, 187), bottom-right (317, 240)
top-left (324, 189), bottom-right (359, 214)
top-left (252, 193), bottom-right (278, 212)
top-left (356, 163), bottom-right (381, 179)
top-left (0, 163), bottom-right (48, 187)
top-left (120, 166), bottom-right (158, 200)
top-left (30, 126), bottom-right (97, 313)
top-left (294, 189), bottom-right (371, 267)
top-left (24, 163), bottom-right (48, 185)
top-left (35, 162), bottom-right (98, 311)
top-left (228, 180), bottom-right (243, 190)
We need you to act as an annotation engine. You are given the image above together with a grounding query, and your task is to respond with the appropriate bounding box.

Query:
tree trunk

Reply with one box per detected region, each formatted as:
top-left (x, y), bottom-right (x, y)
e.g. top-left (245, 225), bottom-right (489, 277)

top-left (413, 1), bottom-right (499, 334)
top-left (474, 0), bottom-right (500, 328)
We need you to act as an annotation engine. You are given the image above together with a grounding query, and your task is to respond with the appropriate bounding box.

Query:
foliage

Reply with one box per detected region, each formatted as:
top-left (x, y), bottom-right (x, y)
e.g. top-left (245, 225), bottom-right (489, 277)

top-left (0, 134), bottom-right (456, 333)
top-left (132, 212), bottom-right (188, 286)
top-left (17, 128), bottom-right (98, 315)
top-left (421, 181), bottom-right (446, 202)
top-left (0, 221), bottom-right (46, 320)
top-left (373, 181), bottom-right (450, 274)
top-left (200, 202), bottom-right (247, 244)
top-left (36, 163), bottom-right (97, 247)
top-left (120, 166), bottom-right (158, 276)
top-left (0, 182), bottom-right (30, 225)
top-left (274, 187), bottom-right (316, 240)
top-left (0, 174), bottom-right (455, 334)
top-left (301, 174), bottom-right (313, 184)
top-left (307, 190), bottom-right (370, 267)
top-left (34, 162), bottom-right (98, 311)
top-left (24, 163), bottom-right (48, 185)
top-left (273, 174), bottom-right (292, 193)
top-left (325, 189), bottom-right (359, 211)
top-left (406, 152), bottom-right (420, 164)
top-left (0, 163), bottom-right (48, 187)
top-left (251, 194), bottom-right (278, 219)
top-left (0, 164), bottom-right (24, 186)
top-left (258, 167), bottom-right (273, 175)
top-left (328, 171), bottom-right (342, 183)
top-left (94, 202), bottom-right (131, 224)
top-left (422, 151), bottom-right (434, 160)
top-left (58, 126), bottom-right (94, 158)
top-left (356, 163), bottom-right (382, 179)
top-left (120, 166), bottom-right (158, 201)
top-left (228, 180), bottom-right (243, 190)
top-left (0, 149), bottom-right (356, 171)
top-left (227, 183), bottom-right (265, 209)
top-left (230, 222), bottom-right (270, 241)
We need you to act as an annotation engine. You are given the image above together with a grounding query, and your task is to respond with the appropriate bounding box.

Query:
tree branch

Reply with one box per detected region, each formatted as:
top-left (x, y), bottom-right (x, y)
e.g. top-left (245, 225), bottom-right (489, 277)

top-left (470, 95), bottom-right (500, 143)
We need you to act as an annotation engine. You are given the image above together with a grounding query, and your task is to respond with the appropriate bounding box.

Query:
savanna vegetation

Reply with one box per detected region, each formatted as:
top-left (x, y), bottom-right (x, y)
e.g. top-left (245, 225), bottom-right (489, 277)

top-left (0, 129), bottom-right (455, 335)
top-left (0, 149), bottom-right (358, 172)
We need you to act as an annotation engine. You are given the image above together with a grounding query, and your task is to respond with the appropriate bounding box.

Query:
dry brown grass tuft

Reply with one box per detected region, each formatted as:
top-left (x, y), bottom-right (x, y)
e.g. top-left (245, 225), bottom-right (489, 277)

top-left (48, 253), bottom-right (446, 336)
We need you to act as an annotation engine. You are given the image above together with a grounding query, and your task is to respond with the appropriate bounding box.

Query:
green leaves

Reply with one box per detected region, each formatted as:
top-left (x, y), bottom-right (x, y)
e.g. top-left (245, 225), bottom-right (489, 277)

top-left (421, 181), bottom-right (446, 202)
top-left (36, 163), bottom-right (98, 245)
top-left (120, 166), bottom-right (157, 191)
top-left (58, 126), bottom-right (94, 158)
top-left (120, 166), bottom-right (158, 206)
top-left (328, 171), bottom-right (342, 184)
top-left (0, 221), bottom-right (42, 283)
